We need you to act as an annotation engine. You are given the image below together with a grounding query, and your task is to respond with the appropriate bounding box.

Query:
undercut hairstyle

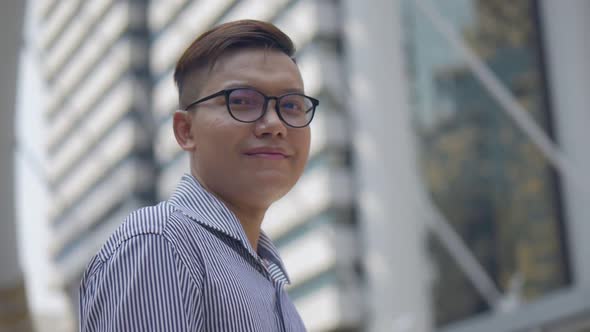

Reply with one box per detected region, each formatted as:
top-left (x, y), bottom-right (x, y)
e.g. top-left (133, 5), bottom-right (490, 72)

top-left (173, 19), bottom-right (296, 104)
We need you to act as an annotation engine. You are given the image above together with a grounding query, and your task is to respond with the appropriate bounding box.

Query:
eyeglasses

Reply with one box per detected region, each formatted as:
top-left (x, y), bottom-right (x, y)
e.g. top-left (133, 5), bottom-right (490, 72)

top-left (183, 87), bottom-right (319, 128)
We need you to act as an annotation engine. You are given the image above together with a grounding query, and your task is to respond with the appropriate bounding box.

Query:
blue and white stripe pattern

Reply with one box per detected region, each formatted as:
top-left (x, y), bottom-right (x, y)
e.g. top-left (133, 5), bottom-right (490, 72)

top-left (79, 174), bottom-right (306, 331)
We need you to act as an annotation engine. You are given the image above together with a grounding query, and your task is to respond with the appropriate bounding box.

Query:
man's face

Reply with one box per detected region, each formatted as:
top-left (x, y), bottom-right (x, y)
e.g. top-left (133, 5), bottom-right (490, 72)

top-left (178, 48), bottom-right (310, 210)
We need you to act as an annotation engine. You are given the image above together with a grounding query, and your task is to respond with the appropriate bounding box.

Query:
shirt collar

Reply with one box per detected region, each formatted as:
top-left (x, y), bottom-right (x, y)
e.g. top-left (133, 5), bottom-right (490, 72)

top-left (168, 174), bottom-right (291, 284)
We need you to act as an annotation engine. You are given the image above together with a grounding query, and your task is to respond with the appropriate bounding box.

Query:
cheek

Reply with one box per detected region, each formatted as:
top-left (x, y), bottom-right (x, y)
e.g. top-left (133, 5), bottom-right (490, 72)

top-left (293, 130), bottom-right (311, 165)
top-left (301, 129), bottom-right (311, 152)
top-left (193, 116), bottom-right (234, 151)
top-left (194, 121), bottom-right (255, 174)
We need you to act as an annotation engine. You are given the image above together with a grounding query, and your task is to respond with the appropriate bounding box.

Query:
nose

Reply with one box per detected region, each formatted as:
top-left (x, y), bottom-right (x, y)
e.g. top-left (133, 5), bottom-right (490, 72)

top-left (253, 99), bottom-right (287, 138)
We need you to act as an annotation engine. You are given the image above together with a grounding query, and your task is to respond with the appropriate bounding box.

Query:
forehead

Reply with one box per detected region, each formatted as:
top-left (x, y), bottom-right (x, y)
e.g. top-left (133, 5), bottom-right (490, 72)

top-left (186, 49), bottom-right (304, 97)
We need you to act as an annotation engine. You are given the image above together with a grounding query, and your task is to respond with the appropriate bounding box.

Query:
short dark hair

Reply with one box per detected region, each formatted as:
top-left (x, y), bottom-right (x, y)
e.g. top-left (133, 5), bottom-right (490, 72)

top-left (174, 19), bottom-right (296, 101)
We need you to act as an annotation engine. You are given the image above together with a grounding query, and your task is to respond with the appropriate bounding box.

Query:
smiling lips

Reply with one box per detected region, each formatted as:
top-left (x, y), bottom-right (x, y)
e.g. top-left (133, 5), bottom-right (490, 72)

top-left (244, 147), bottom-right (290, 160)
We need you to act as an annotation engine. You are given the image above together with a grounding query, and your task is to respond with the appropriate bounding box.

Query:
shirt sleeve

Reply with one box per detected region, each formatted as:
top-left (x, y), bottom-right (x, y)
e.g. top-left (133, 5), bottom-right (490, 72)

top-left (79, 234), bottom-right (204, 332)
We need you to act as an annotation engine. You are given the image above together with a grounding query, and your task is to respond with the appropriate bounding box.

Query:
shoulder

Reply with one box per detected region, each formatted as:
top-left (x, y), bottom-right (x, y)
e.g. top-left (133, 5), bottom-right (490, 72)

top-left (81, 201), bottom-right (208, 282)
top-left (79, 204), bottom-right (206, 328)
top-left (96, 202), bottom-right (176, 260)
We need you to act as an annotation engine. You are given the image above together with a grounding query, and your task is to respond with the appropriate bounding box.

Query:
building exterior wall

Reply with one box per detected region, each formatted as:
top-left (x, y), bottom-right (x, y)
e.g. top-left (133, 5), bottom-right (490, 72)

top-left (34, 0), bottom-right (590, 331)
top-left (38, 0), bottom-right (155, 292)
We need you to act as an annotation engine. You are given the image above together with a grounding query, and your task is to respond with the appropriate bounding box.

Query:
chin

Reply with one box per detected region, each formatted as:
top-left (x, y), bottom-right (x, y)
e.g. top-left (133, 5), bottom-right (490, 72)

top-left (239, 169), bottom-right (302, 201)
top-left (253, 169), bottom-right (292, 183)
top-left (252, 179), bottom-right (293, 202)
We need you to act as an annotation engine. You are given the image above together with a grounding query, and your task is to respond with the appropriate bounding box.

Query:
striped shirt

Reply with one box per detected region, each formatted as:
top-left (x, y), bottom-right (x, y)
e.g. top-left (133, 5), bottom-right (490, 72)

top-left (79, 174), bottom-right (306, 331)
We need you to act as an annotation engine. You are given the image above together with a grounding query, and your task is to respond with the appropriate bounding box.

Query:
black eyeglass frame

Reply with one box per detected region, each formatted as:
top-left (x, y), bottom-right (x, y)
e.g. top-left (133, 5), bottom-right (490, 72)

top-left (183, 88), bottom-right (319, 128)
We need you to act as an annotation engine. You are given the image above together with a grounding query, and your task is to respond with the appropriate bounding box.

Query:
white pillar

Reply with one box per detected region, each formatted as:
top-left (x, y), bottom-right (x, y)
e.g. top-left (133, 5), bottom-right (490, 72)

top-left (0, 1), bottom-right (32, 331)
top-left (343, 1), bottom-right (433, 331)
top-left (540, 0), bottom-right (590, 287)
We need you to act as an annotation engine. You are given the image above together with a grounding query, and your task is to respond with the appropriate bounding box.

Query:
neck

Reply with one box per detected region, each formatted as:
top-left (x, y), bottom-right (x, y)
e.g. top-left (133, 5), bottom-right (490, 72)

top-left (190, 169), bottom-right (269, 251)
top-left (224, 202), bottom-right (267, 251)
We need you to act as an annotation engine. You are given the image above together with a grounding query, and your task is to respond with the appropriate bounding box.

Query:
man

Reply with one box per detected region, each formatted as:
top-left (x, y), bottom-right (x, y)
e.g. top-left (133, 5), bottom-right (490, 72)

top-left (79, 20), bottom-right (318, 331)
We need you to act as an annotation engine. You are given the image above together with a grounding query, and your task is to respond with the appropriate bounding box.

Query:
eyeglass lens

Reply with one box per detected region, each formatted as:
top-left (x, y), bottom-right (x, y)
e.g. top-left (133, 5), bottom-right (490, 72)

top-left (227, 88), bottom-right (314, 127)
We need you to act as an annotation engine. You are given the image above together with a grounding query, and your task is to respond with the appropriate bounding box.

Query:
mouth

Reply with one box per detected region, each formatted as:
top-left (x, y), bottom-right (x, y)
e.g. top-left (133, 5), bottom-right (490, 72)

top-left (244, 148), bottom-right (290, 160)
top-left (244, 152), bottom-right (288, 160)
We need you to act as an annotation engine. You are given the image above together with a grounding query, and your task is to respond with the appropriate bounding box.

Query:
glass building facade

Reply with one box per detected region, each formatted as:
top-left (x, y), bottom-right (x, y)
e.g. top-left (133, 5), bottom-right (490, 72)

top-left (402, 0), bottom-right (569, 326)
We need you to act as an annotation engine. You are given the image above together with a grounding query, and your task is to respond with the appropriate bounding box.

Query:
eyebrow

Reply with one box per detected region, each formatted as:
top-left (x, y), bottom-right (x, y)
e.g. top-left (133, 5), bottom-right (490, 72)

top-left (223, 82), bottom-right (305, 95)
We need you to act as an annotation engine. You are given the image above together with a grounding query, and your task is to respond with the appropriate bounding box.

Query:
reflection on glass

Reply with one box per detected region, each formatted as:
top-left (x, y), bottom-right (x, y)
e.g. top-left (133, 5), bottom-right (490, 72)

top-left (402, 0), bottom-right (569, 326)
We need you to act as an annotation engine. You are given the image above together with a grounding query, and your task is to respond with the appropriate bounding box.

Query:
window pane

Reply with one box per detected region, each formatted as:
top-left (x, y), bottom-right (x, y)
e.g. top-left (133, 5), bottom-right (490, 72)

top-left (401, 0), bottom-right (570, 327)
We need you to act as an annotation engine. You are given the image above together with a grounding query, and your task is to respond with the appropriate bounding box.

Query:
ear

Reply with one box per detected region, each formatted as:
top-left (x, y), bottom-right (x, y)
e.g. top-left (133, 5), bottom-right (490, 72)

top-left (173, 111), bottom-right (196, 151)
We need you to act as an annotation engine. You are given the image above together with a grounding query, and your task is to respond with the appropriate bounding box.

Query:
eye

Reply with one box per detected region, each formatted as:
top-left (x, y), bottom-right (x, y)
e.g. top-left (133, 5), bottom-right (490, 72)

top-left (280, 96), bottom-right (306, 112)
top-left (229, 96), bottom-right (255, 105)
top-left (280, 95), bottom-right (313, 115)
top-left (228, 89), bottom-right (264, 109)
top-left (281, 101), bottom-right (301, 110)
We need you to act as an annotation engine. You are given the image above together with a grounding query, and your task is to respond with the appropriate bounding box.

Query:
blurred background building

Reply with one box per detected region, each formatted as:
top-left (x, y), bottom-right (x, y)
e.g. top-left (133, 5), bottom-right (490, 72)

top-left (3, 0), bottom-right (589, 331)
top-left (36, 0), bottom-right (155, 304)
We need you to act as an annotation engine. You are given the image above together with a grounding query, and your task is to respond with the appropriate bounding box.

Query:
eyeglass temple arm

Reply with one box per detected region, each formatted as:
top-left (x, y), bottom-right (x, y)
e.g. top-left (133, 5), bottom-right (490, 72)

top-left (184, 90), bottom-right (226, 111)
